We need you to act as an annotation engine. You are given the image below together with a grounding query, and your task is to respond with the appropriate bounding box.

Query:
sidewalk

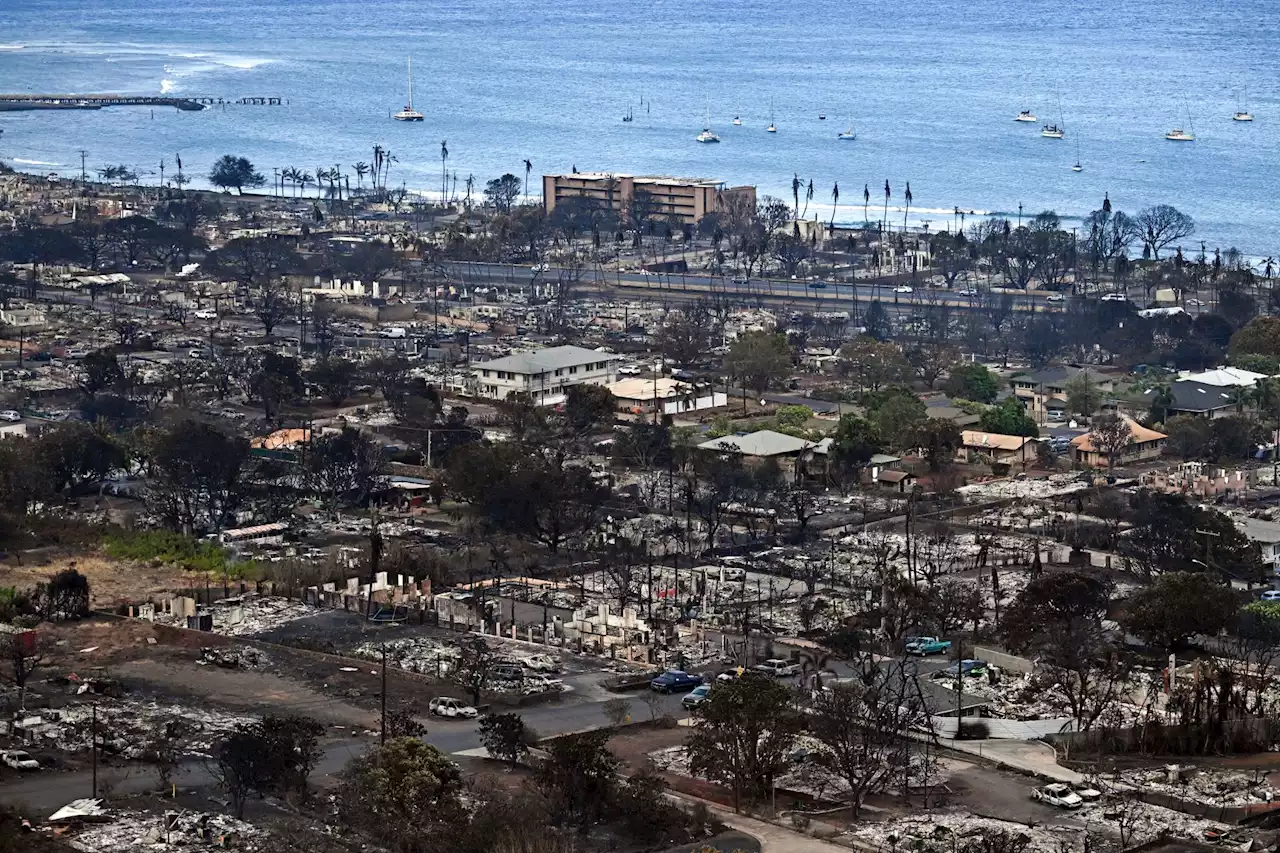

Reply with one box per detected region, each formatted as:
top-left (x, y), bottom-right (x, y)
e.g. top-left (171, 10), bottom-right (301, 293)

top-left (668, 792), bottom-right (856, 853)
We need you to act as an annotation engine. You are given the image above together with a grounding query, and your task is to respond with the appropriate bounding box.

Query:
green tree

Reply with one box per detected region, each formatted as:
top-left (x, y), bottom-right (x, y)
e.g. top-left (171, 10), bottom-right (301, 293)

top-left (1229, 316), bottom-right (1280, 359)
top-left (687, 673), bottom-right (802, 810)
top-left (862, 300), bottom-right (893, 341)
top-left (944, 363), bottom-right (1000, 404)
top-left (561, 384), bottom-right (615, 437)
top-left (483, 173), bottom-right (522, 213)
top-left (477, 712), bottom-right (534, 768)
top-left (536, 729), bottom-right (619, 829)
top-left (1087, 413), bottom-right (1132, 472)
top-left (977, 398), bottom-right (1038, 437)
top-left (1121, 572), bottom-right (1238, 652)
top-left (1002, 571), bottom-right (1114, 657)
top-left (306, 356), bottom-right (361, 407)
top-left (837, 338), bottom-right (908, 392)
top-left (1064, 373), bottom-right (1103, 417)
top-left (915, 418), bottom-right (962, 472)
top-left (339, 738), bottom-right (466, 848)
top-left (724, 331), bottom-right (792, 396)
top-left (146, 418), bottom-right (249, 534)
top-left (867, 388), bottom-right (927, 451)
top-left (208, 154), bottom-right (266, 194)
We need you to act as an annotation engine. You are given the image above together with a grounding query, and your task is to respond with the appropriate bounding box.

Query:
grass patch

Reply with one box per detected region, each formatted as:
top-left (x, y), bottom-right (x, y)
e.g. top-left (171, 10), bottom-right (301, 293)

top-left (103, 530), bottom-right (257, 579)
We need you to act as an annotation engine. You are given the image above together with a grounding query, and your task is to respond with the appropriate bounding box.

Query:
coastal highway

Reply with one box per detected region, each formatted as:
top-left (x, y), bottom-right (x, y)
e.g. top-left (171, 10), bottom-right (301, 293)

top-left (440, 261), bottom-right (1074, 312)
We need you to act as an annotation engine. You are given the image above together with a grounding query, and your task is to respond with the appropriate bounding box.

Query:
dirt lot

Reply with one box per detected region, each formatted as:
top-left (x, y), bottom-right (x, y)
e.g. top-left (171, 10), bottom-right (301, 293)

top-left (0, 551), bottom-right (191, 607)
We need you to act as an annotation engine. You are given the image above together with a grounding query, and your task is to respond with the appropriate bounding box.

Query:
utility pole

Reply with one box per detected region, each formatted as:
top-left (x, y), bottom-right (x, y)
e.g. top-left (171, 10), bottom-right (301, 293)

top-left (78, 150), bottom-right (88, 183)
top-left (90, 703), bottom-right (98, 797)
top-left (380, 644), bottom-right (388, 745)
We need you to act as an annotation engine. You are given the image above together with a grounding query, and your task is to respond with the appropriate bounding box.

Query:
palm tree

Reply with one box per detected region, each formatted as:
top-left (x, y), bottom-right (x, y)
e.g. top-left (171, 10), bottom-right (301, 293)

top-left (523, 158), bottom-right (533, 202)
top-left (371, 144), bottom-right (386, 194)
top-left (803, 179), bottom-right (814, 220)
top-left (903, 182), bottom-right (913, 231)
top-left (791, 173), bottom-right (801, 216)
top-left (863, 184), bottom-right (870, 228)
top-left (465, 174), bottom-right (475, 209)
top-left (298, 171), bottom-right (314, 199)
top-left (352, 162), bottom-right (370, 190)
top-left (279, 167), bottom-right (294, 197)
top-left (440, 140), bottom-right (449, 203)
top-left (830, 182), bottom-right (839, 234)
top-left (882, 180), bottom-right (891, 236)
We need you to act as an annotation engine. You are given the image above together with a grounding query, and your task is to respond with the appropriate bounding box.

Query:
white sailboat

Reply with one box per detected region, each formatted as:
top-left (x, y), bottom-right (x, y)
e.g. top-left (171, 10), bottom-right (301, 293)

top-left (1234, 90), bottom-right (1254, 122)
top-left (696, 104), bottom-right (720, 143)
top-left (1165, 100), bottom-right (1195, 141)
top-left (1015, 109), bottom-right (1037, 122)
top-left (766, 98), bottom-right (776, 133)
top-left (393, 57), bottom-right (424, 122)
top-left (1072, 136), bottom-right (1083, 171)
top-left (837, 125), bottom-right (856, 140)
top-left (1041, 94), bottom-right (1065, 138)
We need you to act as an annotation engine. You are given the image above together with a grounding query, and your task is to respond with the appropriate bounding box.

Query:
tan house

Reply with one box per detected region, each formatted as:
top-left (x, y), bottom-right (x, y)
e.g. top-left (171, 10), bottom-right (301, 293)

top-left (959, 430), bottom-right (1038, 465)
top-left (1070, 416), bottom-right (1167, 468)
top-left (1011, 367), bottom-right (1115, 424)
top-left (542, 172), bottom-right (756, 226)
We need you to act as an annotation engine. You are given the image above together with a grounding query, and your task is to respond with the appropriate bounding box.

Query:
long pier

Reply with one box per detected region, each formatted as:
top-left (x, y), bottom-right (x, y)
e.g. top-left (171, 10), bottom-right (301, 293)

top-left (0, 94), bottom-right (285, 112)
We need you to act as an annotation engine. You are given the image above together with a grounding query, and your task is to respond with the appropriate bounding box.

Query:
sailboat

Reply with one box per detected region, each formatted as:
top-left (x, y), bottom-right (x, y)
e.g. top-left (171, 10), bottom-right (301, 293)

top-left (622, 105), bottom-right (633, 123)
top-left (1041, 94), bottom-right (1065, 138)
top-left (766, 98), bottom-right (777, 133)
top-left (1234, 90), bottom-right (1254, 122)
top-left (732, 108), bottom-right (742, 126)
top-left (392, 57), bottom-right (425, 122)
top-left (837, 124), bottom-right (857, 140)
top-left (695, 105), bottom-right (720, 143)
top-left (1165, 100), bottom-right (1195, 141)
top-left (1072, 136), bottom-right (1083, 171)
top-left (1015, 109), bottom-right (1037, 122)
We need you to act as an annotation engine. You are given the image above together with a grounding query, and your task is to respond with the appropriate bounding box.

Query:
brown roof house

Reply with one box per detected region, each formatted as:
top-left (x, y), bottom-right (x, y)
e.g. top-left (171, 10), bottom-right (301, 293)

top-left (1070, 416), bottom-right (1167, 468)
top-left (959, 430), bottom-right (1038, 466)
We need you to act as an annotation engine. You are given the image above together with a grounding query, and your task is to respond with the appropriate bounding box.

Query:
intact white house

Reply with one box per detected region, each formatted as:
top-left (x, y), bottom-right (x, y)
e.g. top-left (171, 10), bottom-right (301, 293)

top-left (471, 345), bottom-right (617, 406)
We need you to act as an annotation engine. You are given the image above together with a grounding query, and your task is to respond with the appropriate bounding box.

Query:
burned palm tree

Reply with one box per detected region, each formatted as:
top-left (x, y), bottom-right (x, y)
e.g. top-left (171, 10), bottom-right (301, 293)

top-left (863, 184), bottom-right (870, 228)
top-left (882, 180), bottom-right (891, 236)
top-left (440, 140), bottom-right (450, 204)
top-left (830, 182), bottom-right (839, 234)
top-left (523, 158), bottom-right (533, 202)
top-left (903, 182), bottom-right (913, 231)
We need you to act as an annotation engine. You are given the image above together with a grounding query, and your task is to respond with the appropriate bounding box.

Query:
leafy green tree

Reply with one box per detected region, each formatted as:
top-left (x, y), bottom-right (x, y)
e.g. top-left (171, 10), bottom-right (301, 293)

top-left (1002, 571), bottom-right (1114, 658)
top-left (303, 426), bottom-right (385, 512)
top-left (536, 729), bottom-right (619, 829)
top-left (211, 715), bottom-right (323, 818)
top-left (1064, 373), bottom-right (1104, 417)
top-left (306, 356), bottom-right (361, 406)
top-left (208, 154), bottom-right (266, 194)
top-left (1125, 491), bottom-right (1262, 582)
top-left (147, 418), bottom-right (249, 534)
top-left (483, 173), bottom-right (523, 213)
top-left (339, 738), bottom-right (466, 847)
top-left (687, 673), bottom-right (802, 811)
top-left (915, 418), bottom-right (962, 472)
top-left (944, 363), bottom-right (999, 403)
top-left (34, 423), bottom-right (125, 494)
top-left (867, 387), bottom-right (927, 451)
top-left (724, 331), bottom-right (792, 396)
top-left (562, 384), bottom-right (615, 437)
top-left (1121, 572), bottom-right (1238, 652)
top-left (477, 712), bottom-right (534, 768)
top-left (1229, 316), bottom-right (1280, 359)
top-left (862, 300), bottom-right (893, 340)
top-left (978, 398), bottom-right (1039, 437)
top-left (837, 338), bottom-right (908, 392)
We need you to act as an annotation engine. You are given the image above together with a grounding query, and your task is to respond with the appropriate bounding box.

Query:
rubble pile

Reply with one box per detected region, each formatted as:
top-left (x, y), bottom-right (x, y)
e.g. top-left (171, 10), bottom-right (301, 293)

top-left (956, 473), bottom-right (1091, 501)
top-left (354, 636), bottom-right (459, 676)
top-left (198, 646), bottom-right (268, 669)
top-left (212, 596), bottom-right (320, 636)
top-left (49, 701), bottom-right (255, 758)
top-left (69, 808), bottom-right (262, 852)
top-left (1084, 797), bottom-right (1234, 842)
top-left (1119, 766), bottom-right (1280, 807)
top-left (852, 810), bottom-right (1081, 853)
top-left (931, 669), bottom-right (1149, 724)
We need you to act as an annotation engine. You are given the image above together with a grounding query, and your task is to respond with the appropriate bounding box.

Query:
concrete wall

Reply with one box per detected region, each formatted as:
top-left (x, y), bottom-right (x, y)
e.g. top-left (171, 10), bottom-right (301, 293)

top-left (973, 645), bottom-right (1035, 675)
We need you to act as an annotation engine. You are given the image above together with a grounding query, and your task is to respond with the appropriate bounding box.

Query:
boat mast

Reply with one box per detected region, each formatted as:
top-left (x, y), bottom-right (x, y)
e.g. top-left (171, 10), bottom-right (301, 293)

top-left (407, 57), bottom-right (414, 110)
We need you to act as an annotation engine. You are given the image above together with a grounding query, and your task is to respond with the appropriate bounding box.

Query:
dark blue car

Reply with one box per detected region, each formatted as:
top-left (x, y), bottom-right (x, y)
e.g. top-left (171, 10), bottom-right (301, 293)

top-left (650, 670), bottom-right (702, 693)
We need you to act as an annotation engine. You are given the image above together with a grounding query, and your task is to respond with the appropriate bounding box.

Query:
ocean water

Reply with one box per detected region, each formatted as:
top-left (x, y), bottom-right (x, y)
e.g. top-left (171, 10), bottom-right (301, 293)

top-left (1, 0), bottom-right (1277, 255)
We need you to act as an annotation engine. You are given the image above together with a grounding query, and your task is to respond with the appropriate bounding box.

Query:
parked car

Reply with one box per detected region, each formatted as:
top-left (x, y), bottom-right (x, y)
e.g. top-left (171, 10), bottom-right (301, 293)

top-left (933, 659), bottom-right (987, 680)
top-left (808, 281), bottom-right (827, 289)
top-left (1032, 783), bottom-right (1083, 809)
top-left (193, 309), bottom-right (217, 320)
top-left (905, 636), bottom-right (952, 656)
top-left (1100, 293), bottom-right (1129, 302)
top-left (523, 654), bottom-right (561, 673)
top-left (650, 670), bottom-right (702, 693)
top-left (716, 668), bottom-right (744, 683)
top-left (893, 285), bottom-right (914, 294)
top-left (957, 288), bottom-right (979, 297)
top-left (489, 664), bottom-right (524, 681)
top-left (1, 750), bottom-right (38, 770)
top-left (681, 684), bottom-right (712, 709)
top-left (0, 411), bottom-right (21, 422)
top-left (1259, 590), bottom-right (1280, 602)
top-left (752, 658), bottom-right (801, 678)
top-left (1045, 294), bottom-right (1065, 302)
top-left (428, 697), bottom-right (478, 719)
